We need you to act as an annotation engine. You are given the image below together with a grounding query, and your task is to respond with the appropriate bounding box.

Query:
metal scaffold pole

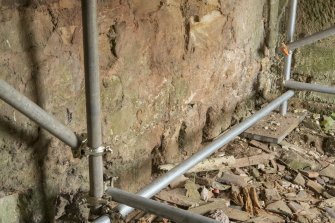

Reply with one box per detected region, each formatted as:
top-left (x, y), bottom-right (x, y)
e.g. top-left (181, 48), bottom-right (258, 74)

top-left (107, 188), bottom-right (221, 223)
top-left (280, 0), bottom-right (298, 116)
top-left (81, 0), bottom-right (104, 209)
top-left (115, 91), bottom-right (295, 217)
top-left (284, 80), bottom-right (335, 94)
top-left (0, 80), bottom-right (80, 148)
top-left (286, 26), bottom-right (335, 51)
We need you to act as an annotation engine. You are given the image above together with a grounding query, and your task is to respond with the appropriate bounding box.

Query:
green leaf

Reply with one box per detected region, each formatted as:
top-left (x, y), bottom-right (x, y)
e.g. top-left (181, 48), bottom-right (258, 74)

top-left (321, 116), bottom-right (335, 132)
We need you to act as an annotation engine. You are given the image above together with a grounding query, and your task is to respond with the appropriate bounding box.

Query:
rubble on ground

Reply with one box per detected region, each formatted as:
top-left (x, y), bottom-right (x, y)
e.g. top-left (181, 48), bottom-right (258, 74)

top-left (125, 111), bottom-right (335, 223)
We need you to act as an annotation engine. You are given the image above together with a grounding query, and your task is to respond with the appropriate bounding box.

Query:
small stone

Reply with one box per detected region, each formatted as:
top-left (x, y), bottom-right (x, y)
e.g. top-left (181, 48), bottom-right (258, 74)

top-left (327, 185), bottom-right (335, 197)
top-left (281, 150), bottom-right (318, 170)
top-left (218, 172), bottom-right (250, 187)
top-left (279, 180), bottom-right (292, 188)
top-left (300, 170), bottom-right (319, 179)
top-left (266, 200), bottom-right (292, 216)
top-left (300, 202), bottom-right (310, 210)
top-left (319, 197), bottom-right (335, 208)
top-left (55, 195), bottom-right (70, 219)
top-left (200, 187), bottom-right (213, 202)
top-left (250, 167), bottom-right (260, 179)
top-left (325, 207), bottom-right (335, 219)
top-left (293, 173), bottom-right (306, 186)
top-left (185, 180), bottom-right (201, 200)
top-left (277, 163), bottom-right (285, 172)
top-left (208, 210), bottom-right (230, 223)
top-left (250, 211), bottom-right (285, 223)
top-left (265, 188), bottom-right (281, 202)
top-left (306, 180), bottom-right (324, 194)
top-left (288, 201), bottom-right (306, 214)
top-left (320, 165), bottom-right (335, 180)
top-left (285, 192), bottom-right (297, 200)
top-left (313, 114), bottom-right (321, 120)
top-left (257, 164), bottom-right (265, 170)
top-left (284, 174), bottom-right (293, 182)
top-left (316, 177), bottom-right (325, 185)
top-left (323, 137), bottom-right (335, 155)
top-left (211, 182), bottom-right (231, 191)
top-left (322, 176), bottom-right (330, 183)
top-left (295, 215), bottom-right (310, 223)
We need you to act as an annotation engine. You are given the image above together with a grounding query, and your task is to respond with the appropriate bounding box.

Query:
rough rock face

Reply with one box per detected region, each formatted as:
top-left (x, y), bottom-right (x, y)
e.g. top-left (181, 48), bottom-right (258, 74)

top-left (0, 0), bottom-right (267, 221)
top-left (289, 0), bottom-right (335, 110)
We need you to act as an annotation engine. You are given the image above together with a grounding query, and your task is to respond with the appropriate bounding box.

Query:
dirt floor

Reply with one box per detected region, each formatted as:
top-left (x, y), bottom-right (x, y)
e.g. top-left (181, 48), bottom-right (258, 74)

top-left (109, 110), bottom-right (335, 223)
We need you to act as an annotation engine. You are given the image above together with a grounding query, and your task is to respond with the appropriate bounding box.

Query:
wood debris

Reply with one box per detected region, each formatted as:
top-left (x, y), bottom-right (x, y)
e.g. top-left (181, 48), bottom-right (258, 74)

top-left (159, 153), bottom-right (275, 173)
top-left (155, 189), bottom-right (205, 208)
top-left (128, 111), bottom-right (335, 223)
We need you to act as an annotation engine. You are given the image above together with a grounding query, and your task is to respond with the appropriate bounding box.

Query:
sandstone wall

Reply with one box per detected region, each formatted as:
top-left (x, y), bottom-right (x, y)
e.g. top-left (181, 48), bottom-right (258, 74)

top-left (0, 0), bottom-right (268, 221)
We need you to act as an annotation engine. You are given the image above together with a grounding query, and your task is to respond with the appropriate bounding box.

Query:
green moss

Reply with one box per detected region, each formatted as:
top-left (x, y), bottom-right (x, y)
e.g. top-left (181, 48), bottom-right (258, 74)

top-left (109, 106), bottom-right (136, 135)
top-left (287, 160), bottom-right (311, 170)
top-left (0, 194), bottom-right (21, 223)
top-left (101, 75), bottom-right (123, 111)
top-left (171, 77), bottom-right (189, 103)
top-left (295, 44), bottom-right (335, 74)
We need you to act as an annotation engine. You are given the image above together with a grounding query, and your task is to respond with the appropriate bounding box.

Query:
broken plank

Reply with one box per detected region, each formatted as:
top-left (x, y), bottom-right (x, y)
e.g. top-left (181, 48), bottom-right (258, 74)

top-left (155, 190), bottom-right (205, 208)
top-left (242, 111), bottom-right (306, 143)
top-left (189, 200), bottom-right (251, 222)
top-left (218, 172), bottom-right (250, 187)
top-left (159, 153), bottom-right (275, 173)
top-left (306, 180), bottom-right (324, 194)
top-left (231, 153), bottom-right (275, 169)
top-left (159, 156), bottom-right (235, 172)
top-left (249, 140), bottom-right (273, 153)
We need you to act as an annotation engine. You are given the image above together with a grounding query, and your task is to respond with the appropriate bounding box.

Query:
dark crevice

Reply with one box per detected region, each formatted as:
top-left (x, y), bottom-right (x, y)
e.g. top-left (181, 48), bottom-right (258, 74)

top-left (177, 121), bottom-right (187, 151)
top-left (107, 23), bottom-right (119, 58)
top-left (180, 0), bottom-right (191, 52)
top-left (151, 135), bottom-right (165, 173)
top-left (202, 107), bottom-right (213, 143)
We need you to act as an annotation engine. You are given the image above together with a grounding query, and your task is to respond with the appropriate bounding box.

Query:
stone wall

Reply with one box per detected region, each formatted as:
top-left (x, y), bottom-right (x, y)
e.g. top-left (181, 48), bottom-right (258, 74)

top-left (0, 0), bottom-right (269, 221)
top-left (286, 0), bottom-right (335, 112)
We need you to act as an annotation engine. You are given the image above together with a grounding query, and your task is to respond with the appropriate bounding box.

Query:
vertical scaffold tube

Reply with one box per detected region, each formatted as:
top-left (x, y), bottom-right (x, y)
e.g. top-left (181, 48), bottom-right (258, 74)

top-left (81, 0), bottom-right (104, 205)
top-left (280, 0), bottom-right (298, 115)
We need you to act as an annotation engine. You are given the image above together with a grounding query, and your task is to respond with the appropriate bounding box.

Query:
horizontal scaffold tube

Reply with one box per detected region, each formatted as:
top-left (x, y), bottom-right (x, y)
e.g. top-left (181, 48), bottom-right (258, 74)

top-left (287, 26), bottom-right (335, 51)
top-left (117, 90), bottom-right (295, 217)
top-left (92, 215), bottom-right (110, 223)
top-left (0, 80), bottom-right (80, 148)
top-left (284, 80), bottom-right (335, 94)
top-left (107, 188), bottom-right (220, 223)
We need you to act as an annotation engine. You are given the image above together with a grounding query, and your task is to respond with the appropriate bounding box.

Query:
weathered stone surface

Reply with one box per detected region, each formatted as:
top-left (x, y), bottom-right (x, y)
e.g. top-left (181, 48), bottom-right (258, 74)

top-left (0, 0), bottom-right (279, 221)
top-left (292, 0), bottom-right (335, 106)
top-left (281, 150), bottom-right (318, 170)
top-left (266, 200), bottom-right (292, 216)
top-left (265, 188), bottom-right (281, 203)
top-left (0, 194), bottom-right (20, 223)
top-left (293, 173), bottom-right (306, 186)
top-left (306, 180), bottom-right (324, 194)
top-left (320, 165), bottom-right (335, 180)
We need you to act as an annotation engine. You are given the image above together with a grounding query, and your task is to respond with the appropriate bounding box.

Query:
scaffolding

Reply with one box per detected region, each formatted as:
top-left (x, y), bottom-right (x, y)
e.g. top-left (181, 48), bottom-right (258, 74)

top-left (0, 0), bottom-right (334, 222)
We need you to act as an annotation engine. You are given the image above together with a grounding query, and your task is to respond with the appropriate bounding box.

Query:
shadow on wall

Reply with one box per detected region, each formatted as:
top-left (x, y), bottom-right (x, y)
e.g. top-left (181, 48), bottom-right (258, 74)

top-left (0, 1), bottom-right (53, 221)
top-left (20, 3), bottom-right (52, 222)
